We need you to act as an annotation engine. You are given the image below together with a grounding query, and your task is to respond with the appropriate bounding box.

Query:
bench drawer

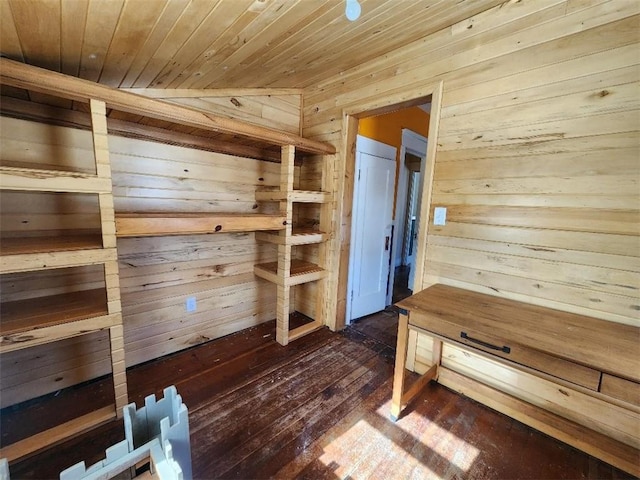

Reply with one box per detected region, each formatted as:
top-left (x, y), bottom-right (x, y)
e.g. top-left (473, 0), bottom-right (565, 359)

top-left (410, 321), bottom-right (601, 391)
top-left (601, 374), bottom-right (640, 407)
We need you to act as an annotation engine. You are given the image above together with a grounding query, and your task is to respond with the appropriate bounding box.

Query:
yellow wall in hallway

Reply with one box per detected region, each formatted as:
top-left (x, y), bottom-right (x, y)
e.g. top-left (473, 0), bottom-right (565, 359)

top-left (358, 106), bottom-right (430, 152)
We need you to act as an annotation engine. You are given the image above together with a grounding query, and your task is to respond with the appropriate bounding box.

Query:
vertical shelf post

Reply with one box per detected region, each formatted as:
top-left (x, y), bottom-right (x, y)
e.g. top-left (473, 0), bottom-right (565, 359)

top-left (90, 99), bottom-right (129, 415)
top-left (276, 145), bottom-right (295, 345)
top-left (316, 148), bottom-right (334, 327)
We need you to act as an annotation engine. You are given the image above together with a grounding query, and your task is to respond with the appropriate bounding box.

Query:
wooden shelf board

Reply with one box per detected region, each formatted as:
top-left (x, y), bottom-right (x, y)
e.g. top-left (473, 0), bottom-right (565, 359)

top-left (0, 166), bottom-right (111, 193)
top-left (0, 233), bottom-right (103, 256)
top-left (0, 247), bottom-right (116, 275)
top-left (0, 158), bottom-right (96, 176)
top-left (0, 312), bottom-right (120, 354)
top-left (0, 57), bottom-right (336, 156)
top-left (0, 405), bottom-right (115, 463)
top-left (288, 320), bottom-right (323, 342)
top-left (255, 228), bottom-right (328, 245)
top-left (0, 96), bottom-right (284, 163)
top-left (115, 213), bottom-right (286, 237)
top-left (0, 288), bottom-right (108, 337)
top-left (254, 259), bottom-right (325, 286)
top-left (255, 190), bottom-right (331, 203)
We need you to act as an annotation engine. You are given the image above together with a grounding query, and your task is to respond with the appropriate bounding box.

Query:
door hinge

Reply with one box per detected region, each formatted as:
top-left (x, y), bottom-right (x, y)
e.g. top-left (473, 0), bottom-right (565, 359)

top-left (358, 169), bottom-right (361, 181)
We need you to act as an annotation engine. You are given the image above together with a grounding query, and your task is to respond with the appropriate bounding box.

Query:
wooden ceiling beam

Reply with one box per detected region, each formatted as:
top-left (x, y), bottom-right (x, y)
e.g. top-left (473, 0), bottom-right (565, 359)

top-left (0, 57), bottom-right (335, 155)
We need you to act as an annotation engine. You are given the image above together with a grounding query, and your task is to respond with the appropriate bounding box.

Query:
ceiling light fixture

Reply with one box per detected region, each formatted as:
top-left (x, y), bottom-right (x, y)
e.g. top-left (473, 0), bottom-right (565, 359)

top-left (345, 0), bottom-right (361, 21)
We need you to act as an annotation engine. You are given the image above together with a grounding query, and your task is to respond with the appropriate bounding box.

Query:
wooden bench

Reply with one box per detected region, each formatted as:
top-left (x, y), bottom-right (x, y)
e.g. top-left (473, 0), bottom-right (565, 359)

top-left (391, 284), bottom-right (640, 476)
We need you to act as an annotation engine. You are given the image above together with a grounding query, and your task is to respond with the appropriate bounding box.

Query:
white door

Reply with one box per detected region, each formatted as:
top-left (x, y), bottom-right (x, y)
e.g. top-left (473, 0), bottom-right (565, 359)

top-left (347, 136), bottom-right (396, 322)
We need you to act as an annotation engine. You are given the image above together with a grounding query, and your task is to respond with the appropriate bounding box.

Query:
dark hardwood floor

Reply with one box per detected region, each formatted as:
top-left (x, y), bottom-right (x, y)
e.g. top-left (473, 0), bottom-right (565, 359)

top-left (4, 311), bottom-right (635, 480)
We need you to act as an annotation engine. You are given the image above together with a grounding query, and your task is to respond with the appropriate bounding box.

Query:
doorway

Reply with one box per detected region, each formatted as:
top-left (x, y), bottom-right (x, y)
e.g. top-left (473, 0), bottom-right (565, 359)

top-left (345, 100), bottom-right (434, 325)
top-left (389, 129), bottom-right (428, 303)
top-left (334, 82), bottom-right (443, 329)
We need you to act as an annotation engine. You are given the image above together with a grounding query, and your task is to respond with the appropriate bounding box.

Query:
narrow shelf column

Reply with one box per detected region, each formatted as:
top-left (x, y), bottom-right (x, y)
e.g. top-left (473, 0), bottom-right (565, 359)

top-left (253, 145), bottom-right (331, 345)
top-left (90, 99), bottom-right (129, 416)
top-left (276, 145), bottom-right (295, 346)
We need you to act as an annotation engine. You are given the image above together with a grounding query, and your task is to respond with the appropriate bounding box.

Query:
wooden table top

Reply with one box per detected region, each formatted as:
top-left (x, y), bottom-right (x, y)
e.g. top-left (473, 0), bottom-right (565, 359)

top-left (396, 284), bottom-right (640, 383)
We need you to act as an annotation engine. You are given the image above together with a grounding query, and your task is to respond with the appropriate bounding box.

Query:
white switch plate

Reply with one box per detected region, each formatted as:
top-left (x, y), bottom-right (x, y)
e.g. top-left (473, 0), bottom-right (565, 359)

top-left (434, 207), bottom-right (447, 226)
top-left (186, 296), bottom-right (197, 312)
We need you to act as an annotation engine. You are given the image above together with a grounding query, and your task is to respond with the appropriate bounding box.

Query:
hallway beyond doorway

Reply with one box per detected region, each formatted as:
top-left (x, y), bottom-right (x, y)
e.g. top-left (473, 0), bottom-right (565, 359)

top-left (392, 265), bottom-right (413, 304)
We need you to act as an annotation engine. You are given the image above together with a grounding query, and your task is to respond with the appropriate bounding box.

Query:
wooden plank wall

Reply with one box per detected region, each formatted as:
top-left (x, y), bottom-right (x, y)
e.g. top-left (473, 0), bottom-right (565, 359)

top-left (303, 0), bottom-right (639, 329)
top-left (122, 89), bottom-right (303, 135)
top-left (302, 0), bottom-right (639, 445)
top-left (0, 92), bottom-right (299, 406)
top-left (302, 0), bottom-right (640, 419)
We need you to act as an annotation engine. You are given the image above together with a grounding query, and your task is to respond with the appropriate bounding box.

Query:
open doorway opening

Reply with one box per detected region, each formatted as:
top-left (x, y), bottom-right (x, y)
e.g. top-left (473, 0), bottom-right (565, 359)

top-left (391, 128), bottom-right (428, 304)
top-left (345, 99), bottom-right (432, 325)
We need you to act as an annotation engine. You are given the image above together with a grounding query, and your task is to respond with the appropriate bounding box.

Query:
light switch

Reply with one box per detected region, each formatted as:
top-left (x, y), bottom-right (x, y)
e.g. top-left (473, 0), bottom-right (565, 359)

top-left (186, 296), bottom-right (197, 312)
top-left (434, 207), bottom-right (447, 226)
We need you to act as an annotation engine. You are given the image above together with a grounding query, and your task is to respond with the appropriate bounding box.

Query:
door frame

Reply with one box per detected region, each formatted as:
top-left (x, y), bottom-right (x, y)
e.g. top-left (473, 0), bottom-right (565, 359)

top-left (388, 129), bottom-right (428, 304)
top-left (346, 135), bottom-right (397, 323)
top-left (331, 81), bottom-right (444, 331)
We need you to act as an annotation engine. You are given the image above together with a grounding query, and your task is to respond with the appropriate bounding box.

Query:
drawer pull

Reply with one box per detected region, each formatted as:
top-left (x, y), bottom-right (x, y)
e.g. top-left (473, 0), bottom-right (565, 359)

top-left (461, 331), bottom-right (511, 354)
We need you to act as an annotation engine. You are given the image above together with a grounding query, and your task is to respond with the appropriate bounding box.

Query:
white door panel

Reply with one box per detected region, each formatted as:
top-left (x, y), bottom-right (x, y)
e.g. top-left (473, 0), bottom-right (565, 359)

top-left (348, 137), bottom-right (395, 322)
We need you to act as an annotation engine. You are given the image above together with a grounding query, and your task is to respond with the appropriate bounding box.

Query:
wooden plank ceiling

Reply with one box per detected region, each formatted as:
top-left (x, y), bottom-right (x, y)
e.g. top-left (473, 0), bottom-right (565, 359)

top-left (0, 0), bottom-right (501, 89)
top-left (0, 0), bottom-right (501, 159)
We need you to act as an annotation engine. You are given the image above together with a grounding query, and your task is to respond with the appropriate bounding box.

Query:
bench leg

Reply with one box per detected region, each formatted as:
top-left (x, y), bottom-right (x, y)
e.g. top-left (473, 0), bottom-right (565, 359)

top-left (391, 317), bottom-right (444, 422)
top-left (431, 338), bottom-right (443, 380)
top-left (391, 312), bottom-right (410, 421)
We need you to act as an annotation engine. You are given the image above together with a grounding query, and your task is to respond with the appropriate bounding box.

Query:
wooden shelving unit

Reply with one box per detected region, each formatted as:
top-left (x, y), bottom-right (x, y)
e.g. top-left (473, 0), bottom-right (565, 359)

top-left (0, 57), bottom-right (336, 461)
top-left (254, 145), bottom-right (331, 345)
top-left (0, 99), bottom-right (128, 463)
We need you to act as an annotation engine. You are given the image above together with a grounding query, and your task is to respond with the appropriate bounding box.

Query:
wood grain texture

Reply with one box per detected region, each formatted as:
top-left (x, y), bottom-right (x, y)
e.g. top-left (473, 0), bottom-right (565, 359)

top-left (0, 96), bottom-right (127, 457)
top-left (601, 374), bottom-right (640, 407)
top-left (6, 314), bottom-right (635, 480)
top-left (0, 58), bottom-right (334, 155)
top-left (0, 0), bottom-right (504, 89)
top-left (301, 0), bottom-right (640, 456)
top-left (398, 284), bottom-right (640, 454)
top-left (115, 213), bottom-right (286, 237)
top-left (0, 114), bottom-right (286, 405)
top-left (304, 0), bottom-right (640, 332)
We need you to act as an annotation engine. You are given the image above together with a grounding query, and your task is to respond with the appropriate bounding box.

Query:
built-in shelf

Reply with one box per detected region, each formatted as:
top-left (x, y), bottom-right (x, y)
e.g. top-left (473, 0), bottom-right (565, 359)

top-left (0, 233), bottom-right (103, 256)
top-left (0, 245), bottom-right (115, 275)
top-left (0, 288), bottom-right (109, 337)
top-left (0, 57), bottom-right (336, 462)
top-left (288, 320), bottom-right (323, 342)
top-left (115, 212), bottom-right (287, 237)
top-left (0, 248), bottom-right (118, 274)
top-left (254, 259), bottom-right (326, 287)
top-left (255, 190), bottom-right (331, 203)
top-left (0, 406), bottom-right (115, 462)
top-left (1, 57), bottom-right (337, 158)
top-left (0, 159), bottom-right (95, 176)
top-left (0, 166), bottom-right (111, 193)
top-left (256, 227), bottom-right (328, 245)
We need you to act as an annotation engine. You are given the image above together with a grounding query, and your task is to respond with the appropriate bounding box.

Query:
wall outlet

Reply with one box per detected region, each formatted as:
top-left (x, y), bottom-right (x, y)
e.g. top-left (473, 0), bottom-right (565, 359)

top-left (434, 207), bottom-right (447, 226)
top-left (186, 296), bottom-right (197, 312)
